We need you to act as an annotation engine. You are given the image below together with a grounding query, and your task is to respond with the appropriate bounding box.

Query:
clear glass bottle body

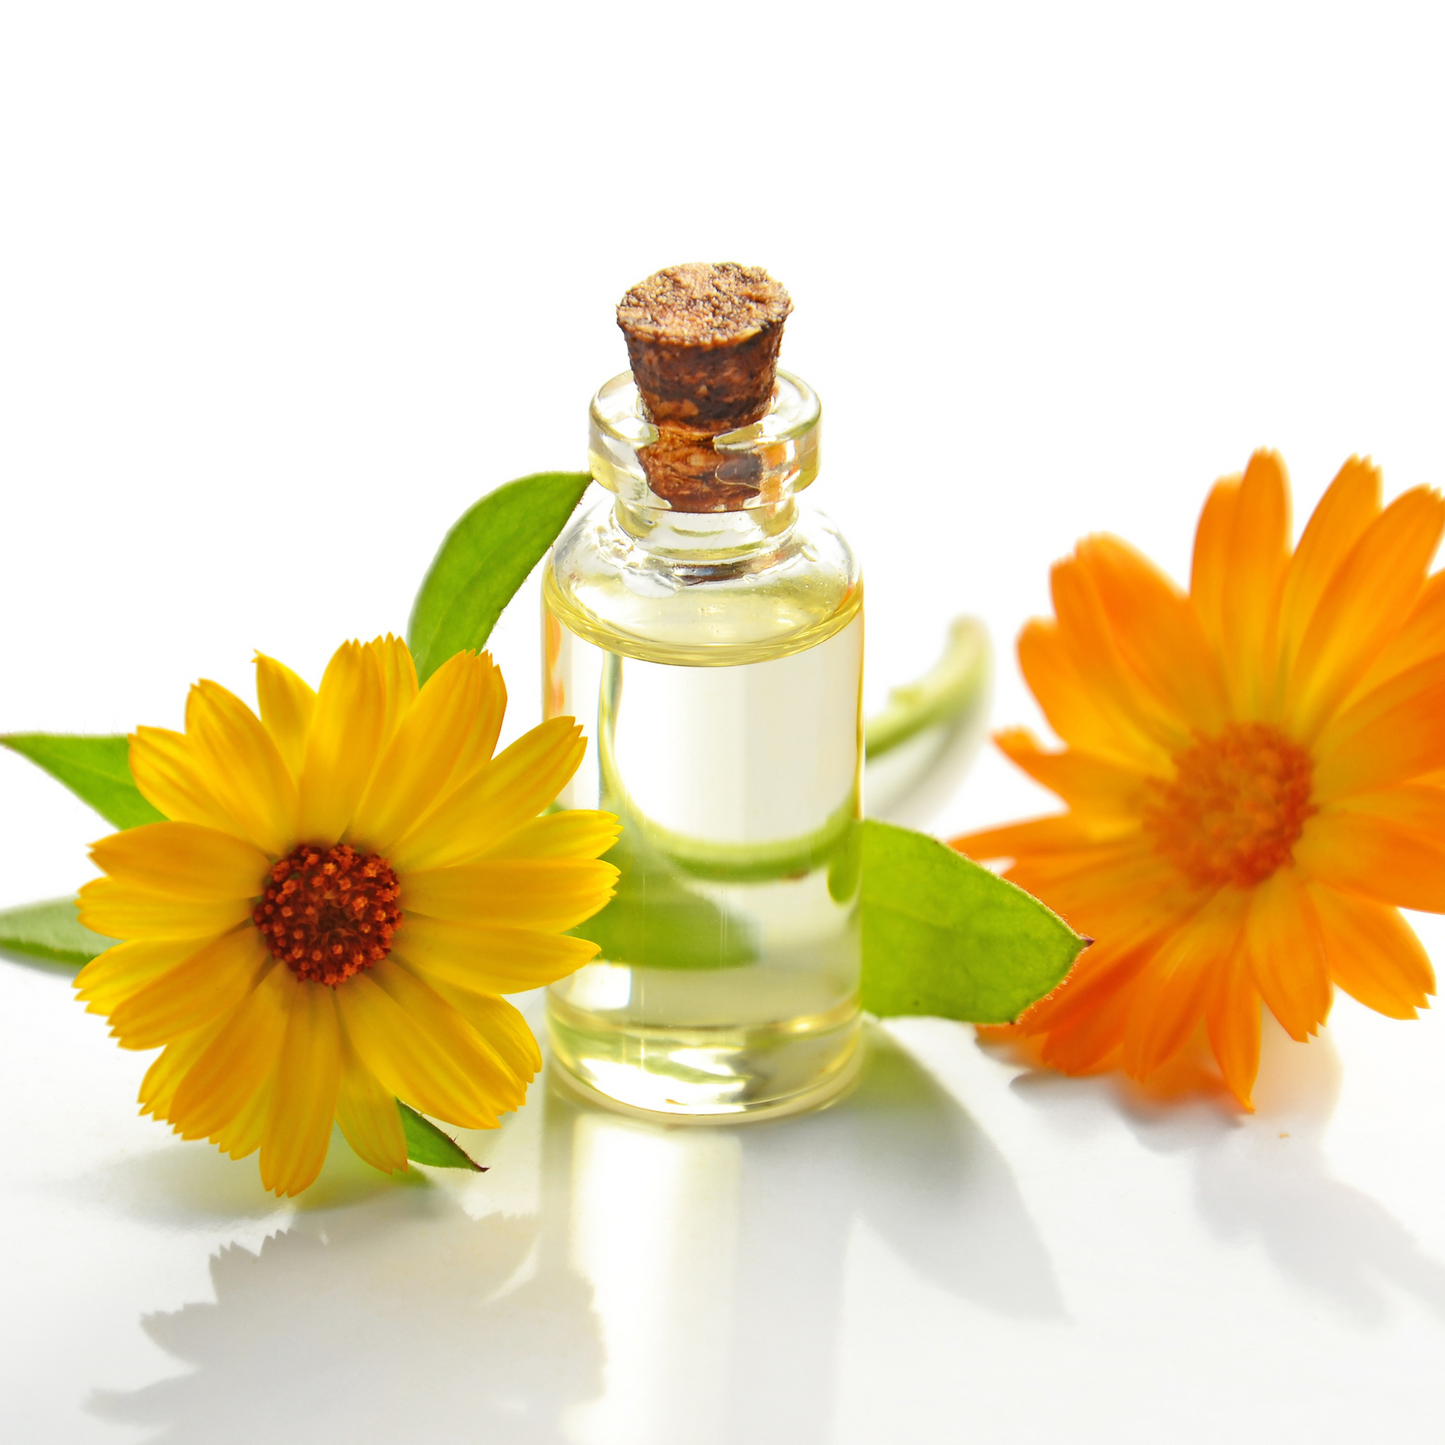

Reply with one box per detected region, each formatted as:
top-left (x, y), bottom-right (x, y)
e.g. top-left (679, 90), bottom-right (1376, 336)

top-left (543, 371), bottom-right (863, 1121)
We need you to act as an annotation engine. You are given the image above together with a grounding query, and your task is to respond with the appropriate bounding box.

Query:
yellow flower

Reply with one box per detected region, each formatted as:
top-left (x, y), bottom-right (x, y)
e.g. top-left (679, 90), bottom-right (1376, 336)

top-left (954, 452), bottom-right (1442, 1107)
top-left (74, 637), bottom-right (619, 1195)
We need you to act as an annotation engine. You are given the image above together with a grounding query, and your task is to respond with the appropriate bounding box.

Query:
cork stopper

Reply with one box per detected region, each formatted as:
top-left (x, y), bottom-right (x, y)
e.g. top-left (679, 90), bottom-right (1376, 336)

top-left (616, 263), bottom-right (793, 511)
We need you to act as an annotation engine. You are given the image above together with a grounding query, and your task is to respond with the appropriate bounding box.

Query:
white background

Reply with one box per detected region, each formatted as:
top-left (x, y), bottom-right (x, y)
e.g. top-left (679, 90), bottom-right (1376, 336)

top-left (3, 4), bottom-right (1444, 1442)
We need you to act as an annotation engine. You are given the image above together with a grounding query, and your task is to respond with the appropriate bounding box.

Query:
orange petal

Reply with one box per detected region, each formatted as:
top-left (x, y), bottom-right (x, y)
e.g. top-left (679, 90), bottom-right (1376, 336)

top-left (1205, 949), bottom-right (1263, 1109)
top-left (1274, 456), bottom-right (1382, 690)
top-left (1050, 555), bottom-right (1187, 754)
top-left (1305, 882), bottom-right (1435, 1018)
top-left (1241, 867), bottom-right (1331, 1041)
top-left (951, 813), bottom-right (1117, 862)
top-left (1311, 653), bottom-right (1445, 799)
top-left (1074, 533), bottom-right (1229, 734)
top-left (1293, 803), bottom-right (1445, 913)
top-left (1189, 473), bottom-right (1240, 650)
top-left (1285, 487), bottom-right (1445, 741)
top-left (1350, 568), bottom-right (1445, 703)
top-left (993, 729), bottom-right (1152, 816)
top-left (1218, 450), bottom-right (1291, 719)
top-left (1016, 619), bottom-right (1168, 770)
top-left (1121, 887), bottom-right (1247, 1080)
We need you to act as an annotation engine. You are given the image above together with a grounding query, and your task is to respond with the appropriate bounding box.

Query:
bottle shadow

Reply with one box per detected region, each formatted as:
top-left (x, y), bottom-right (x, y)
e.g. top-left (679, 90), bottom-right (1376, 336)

top-left (85, 1022), bottom-right (1059, 1445)
top-left (1008, 1019), bottom-right (1445, 1325)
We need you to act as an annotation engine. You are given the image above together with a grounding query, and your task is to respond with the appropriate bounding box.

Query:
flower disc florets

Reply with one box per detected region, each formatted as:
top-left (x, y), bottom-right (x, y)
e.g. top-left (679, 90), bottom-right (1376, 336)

top-left (253, 844), bottom-right (401, 986)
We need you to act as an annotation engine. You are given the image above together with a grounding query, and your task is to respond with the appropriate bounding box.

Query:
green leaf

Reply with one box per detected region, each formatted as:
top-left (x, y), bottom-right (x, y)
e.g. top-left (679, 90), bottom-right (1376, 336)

top-left (1, 733), bottom-right (165, 831)
top-left (860, 820), bottom-right (1086, 1024)
top-left (397, 1101), bottom-right (486, 1172)
top-left (0, 897), bottom-right (118, 971)
top-left (408, 471), bottom-right (592, 685)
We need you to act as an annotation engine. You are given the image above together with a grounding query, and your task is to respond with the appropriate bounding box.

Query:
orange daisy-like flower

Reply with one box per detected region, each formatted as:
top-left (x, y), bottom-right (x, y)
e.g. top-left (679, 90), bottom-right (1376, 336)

top-left (954, 452), bottom-right (1442, 1107)
top-left (74, 637), bottom-right (619, 1195)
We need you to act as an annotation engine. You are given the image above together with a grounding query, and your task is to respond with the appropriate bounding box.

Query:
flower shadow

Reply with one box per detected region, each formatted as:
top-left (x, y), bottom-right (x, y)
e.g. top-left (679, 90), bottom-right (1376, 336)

top-left (86, 1022), bottom-right (1057, 1445)
top-left (1009, 1021), bottom-right (1445, 1325)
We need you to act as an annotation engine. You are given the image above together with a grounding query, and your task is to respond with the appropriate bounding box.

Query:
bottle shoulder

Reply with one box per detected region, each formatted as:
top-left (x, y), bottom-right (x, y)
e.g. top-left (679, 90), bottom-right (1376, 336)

top-left (546, 492), bottom-right (862, 667)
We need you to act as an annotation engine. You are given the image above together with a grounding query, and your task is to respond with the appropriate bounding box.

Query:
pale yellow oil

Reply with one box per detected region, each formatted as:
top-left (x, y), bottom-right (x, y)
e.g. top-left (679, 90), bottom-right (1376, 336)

top-left (543, 572), bottom-right (864, 1120)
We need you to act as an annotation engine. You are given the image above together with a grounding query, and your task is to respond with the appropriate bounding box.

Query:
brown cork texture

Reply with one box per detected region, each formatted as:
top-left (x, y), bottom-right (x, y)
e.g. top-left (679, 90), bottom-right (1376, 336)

top-left (616, 262), bottom-right (792, 511)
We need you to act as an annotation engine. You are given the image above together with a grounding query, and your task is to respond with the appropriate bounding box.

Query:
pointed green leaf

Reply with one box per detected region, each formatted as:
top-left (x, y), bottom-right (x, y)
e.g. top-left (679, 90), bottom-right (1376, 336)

top-left (0, 897), bottom-right (118, 971)
top-left (397, 1101), bottom-right (486, 1171)
top-left (1, 733), bottom-right (164, 831)
top-left (408, 471), bottom-right (592, 685)
top-left (860, 820), bottom-right (1086, 1023)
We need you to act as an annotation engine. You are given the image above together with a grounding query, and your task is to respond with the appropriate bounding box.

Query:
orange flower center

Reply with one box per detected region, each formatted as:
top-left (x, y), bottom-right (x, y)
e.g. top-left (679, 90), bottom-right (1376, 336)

top-left (1143, 722), bottom-right (1315, 890)
top-left (252, 844), bottom-right (402, 986)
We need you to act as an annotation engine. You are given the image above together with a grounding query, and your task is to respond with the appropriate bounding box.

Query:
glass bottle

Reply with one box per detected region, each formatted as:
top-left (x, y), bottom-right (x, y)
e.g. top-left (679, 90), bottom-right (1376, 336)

top-left (543, 366), bottom-right (863, 1121)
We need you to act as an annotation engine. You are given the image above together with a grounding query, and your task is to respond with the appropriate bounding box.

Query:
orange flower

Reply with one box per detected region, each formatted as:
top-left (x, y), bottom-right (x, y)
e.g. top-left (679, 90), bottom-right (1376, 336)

top-left (954, 452), bottom-right (1442, 1107)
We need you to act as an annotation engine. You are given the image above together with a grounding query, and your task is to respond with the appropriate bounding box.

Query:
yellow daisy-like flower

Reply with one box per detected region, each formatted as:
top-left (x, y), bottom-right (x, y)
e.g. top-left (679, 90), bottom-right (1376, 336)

top-left (955, 452), bottom-right (1442, 1108)
top-left (74, 637), bottom-right (618, 1196)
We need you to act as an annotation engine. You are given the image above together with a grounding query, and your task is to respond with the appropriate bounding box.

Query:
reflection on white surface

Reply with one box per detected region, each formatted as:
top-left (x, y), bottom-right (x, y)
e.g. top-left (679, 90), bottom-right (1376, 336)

top-left (5, 961), bottom-right (1445, 1445)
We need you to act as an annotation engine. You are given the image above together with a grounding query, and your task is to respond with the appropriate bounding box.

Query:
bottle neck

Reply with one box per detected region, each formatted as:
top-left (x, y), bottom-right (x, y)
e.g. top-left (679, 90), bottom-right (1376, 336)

top-left (609, 491), bottom-right (800, 566)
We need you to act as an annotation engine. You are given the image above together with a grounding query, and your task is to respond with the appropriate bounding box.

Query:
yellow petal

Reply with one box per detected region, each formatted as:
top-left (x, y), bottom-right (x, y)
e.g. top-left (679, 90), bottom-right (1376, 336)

top-left (389, 717), bottom-right (587, 872)
top-left (138, 1013), bottom-right (231, 1120)
top-left (76, 937), bottom-right (198, 1015)
top-left (259, 981), bottom-right (342, 1196)
top-left (168, 963), bottom-right (291, 1140)
top-left (394, 916), bottom-right (600, 993)
top-left (348, 650), bottom-right (485, 852)
top-left (77, 878), bottom-right (253, 941)
top-left (107, 925), bottom-right (271, 1050)
top-left (383, 960), bottom-right (531, 1109)
top-left (128, 727), bottom-right (242, 835)
top-left (254, 652), bottom-right (317, 782)
top-left (335, 1040), bottom-right (408, 1176)
top-left (423, 979), bottom-right (542, 1082)
top-left (210, 1056), bottom-right (277, 1161)
top-left (369, 634), bottom-right (420, 755)
top-left (334, 966), bottom-right (499, 1129)
top-left (443, 650), bottom-right (508, 791)
top-left (477, 809), bottom-right (621, 861)
top-left (402, 858), bottom-right (619, 931)
top-left (90, 822), bottom-right (270, 902)
top-left (185, 680), bottom-right (299, 855)
top-left (299, 641), bottom-right (387, 845)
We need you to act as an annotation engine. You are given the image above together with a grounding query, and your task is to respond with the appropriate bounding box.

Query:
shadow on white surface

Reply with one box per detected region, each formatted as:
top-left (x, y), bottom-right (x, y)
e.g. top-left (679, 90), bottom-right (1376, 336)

top-left (1011, 1021), bottom-right (1445, 1326)
top-left (83, 1025), bottom-right (1057, 1445)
